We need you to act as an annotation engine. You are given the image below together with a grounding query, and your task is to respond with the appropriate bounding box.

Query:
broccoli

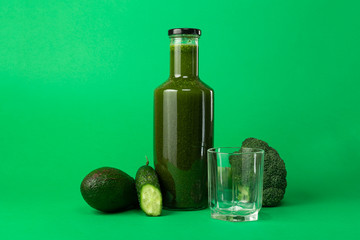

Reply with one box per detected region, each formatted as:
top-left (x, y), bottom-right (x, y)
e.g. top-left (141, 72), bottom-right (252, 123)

top-left (242, 137), bottom-right (287, 207)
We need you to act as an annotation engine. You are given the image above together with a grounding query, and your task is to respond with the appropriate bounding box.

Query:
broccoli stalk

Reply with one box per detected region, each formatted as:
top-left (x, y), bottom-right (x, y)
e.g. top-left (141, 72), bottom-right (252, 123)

top-left (237, 186), bottom-right (250, 202)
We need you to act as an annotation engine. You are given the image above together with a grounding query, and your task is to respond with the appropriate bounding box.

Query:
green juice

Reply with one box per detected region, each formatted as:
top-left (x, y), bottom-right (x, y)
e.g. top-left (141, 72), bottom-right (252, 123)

top-left (154, 41), bottom-right (214, 210)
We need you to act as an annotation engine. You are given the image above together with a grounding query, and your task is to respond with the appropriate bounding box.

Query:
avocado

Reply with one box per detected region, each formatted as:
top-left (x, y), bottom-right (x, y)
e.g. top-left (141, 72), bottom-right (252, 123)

top-left (135, 158), bottom-right (162, 216)
top-left (80, 167), bottom-right (137, 213)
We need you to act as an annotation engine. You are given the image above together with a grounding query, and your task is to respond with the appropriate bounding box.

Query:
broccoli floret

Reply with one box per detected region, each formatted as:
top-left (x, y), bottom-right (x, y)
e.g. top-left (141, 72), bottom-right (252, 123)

top-left (263, 174), bottom-right (287, 190)
top-left (242, 137), bottom-right (287, 207)
top-left (242, 137), bottom-right (270, 151)
top-left (263, 188), bottom-right (285, 207)
top-left (264, 147), bottom-right (287, 178)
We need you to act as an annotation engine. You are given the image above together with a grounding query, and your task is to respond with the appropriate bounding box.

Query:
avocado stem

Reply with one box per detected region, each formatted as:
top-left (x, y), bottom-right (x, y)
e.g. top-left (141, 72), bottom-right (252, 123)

top-left (145, 155), bottom-right (149, 166)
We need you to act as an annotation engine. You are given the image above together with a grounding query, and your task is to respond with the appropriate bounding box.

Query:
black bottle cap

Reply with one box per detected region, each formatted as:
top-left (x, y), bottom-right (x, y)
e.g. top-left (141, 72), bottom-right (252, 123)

top-left (168, 28), bottom-right (201, 36)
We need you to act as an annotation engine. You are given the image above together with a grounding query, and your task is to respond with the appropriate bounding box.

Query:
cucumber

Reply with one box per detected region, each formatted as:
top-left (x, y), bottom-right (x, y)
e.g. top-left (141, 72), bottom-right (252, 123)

top-left (135, 157), bottom-right (162, 216)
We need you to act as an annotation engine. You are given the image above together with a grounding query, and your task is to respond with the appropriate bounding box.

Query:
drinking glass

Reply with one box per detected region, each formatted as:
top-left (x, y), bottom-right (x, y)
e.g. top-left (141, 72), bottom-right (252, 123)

top-left (207, 147), bottom-right (264, 222)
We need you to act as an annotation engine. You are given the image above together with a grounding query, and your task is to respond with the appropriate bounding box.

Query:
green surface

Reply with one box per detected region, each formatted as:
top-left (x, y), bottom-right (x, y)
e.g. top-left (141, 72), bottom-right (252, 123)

top-left (0, 0), bottom-right (359, 239)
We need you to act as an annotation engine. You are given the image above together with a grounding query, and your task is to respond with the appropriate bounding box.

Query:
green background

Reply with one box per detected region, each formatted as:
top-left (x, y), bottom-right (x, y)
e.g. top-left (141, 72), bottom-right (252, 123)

top-left (1, 0), bottom-right (359, 239)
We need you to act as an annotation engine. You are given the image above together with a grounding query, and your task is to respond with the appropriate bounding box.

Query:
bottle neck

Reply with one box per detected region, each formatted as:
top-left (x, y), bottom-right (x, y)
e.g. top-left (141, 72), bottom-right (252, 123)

top-left (169, 36), bottom-right (199, 78)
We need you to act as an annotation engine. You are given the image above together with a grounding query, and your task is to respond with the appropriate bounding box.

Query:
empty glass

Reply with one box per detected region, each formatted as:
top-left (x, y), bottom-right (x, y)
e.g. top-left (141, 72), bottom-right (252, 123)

top-left (207, 147), bottom-right (264, 222)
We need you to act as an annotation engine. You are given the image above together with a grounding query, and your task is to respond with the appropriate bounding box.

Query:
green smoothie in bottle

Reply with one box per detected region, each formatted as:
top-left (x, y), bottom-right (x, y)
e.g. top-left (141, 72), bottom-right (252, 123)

top-left (154, 28), bottom-right (214, 210)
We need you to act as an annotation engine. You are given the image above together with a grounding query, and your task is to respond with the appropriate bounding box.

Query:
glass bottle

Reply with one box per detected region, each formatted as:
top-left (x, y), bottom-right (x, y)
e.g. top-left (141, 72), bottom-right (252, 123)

top-left (154, 28), bottom-right (214, 210)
